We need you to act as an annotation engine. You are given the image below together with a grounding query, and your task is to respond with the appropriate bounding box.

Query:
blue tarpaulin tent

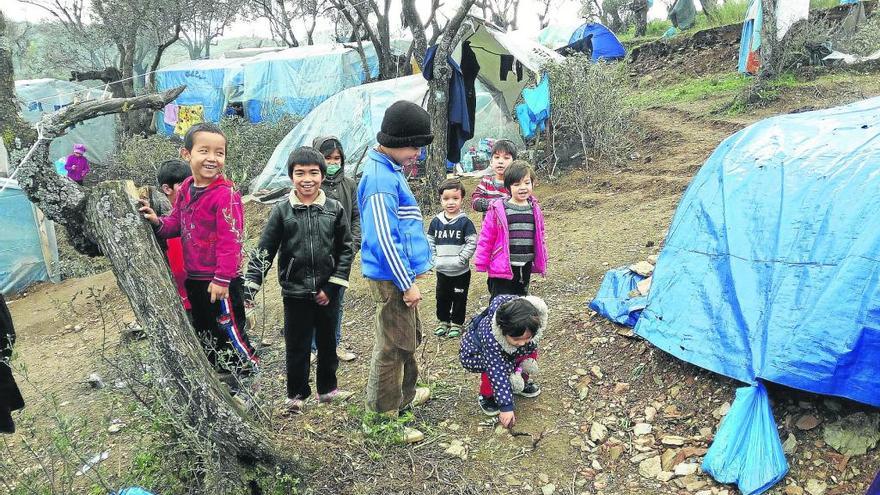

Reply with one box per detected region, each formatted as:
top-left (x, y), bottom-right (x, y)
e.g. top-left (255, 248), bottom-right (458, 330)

top-left (154, 58), bottom-right (247, 135)
top-left (0, 178), bottom-right (60, 295)
top-left (625, 96), bottom-right (880, 494)
top-left (560, 23), bottom-right (626, 61)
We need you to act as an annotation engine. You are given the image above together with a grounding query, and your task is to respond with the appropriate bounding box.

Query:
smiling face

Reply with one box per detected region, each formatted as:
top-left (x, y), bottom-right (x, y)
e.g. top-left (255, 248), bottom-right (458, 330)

top-left (182, 131), bottom-right (227, 187)
top-left (509, 175), bottom-right (534, 204)
top-left (380, 146), bottom-right (421, 168)
top-left (440, 188), bottom-right (463, 216)
top-left (291, 163), bottom-right (324, 202)
top-left (504, 329), bottom-right (534, 347)
top-left (491, 151), bottom-right (513, 180)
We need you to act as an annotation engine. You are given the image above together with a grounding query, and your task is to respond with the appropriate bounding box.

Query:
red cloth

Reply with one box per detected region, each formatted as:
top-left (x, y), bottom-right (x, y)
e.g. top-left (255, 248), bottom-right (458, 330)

top-left (165, 237), bottom-right (191, 310)
top-left (156, 175), bottom-right (244, 288)
top-left (480, 351), bottom-right (538, 398)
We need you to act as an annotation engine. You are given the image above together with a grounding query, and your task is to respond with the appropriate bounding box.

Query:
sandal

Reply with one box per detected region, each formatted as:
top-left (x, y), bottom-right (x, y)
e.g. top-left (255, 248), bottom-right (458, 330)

top-left (433, 324), bottom-right (449, 336)
top-left (446, 326), bottom-right (462, 338)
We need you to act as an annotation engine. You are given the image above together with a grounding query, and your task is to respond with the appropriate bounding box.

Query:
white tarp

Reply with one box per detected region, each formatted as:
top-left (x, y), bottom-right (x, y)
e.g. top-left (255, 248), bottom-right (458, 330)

top-left (0, 178), bottom-right (60, 295)
top-left (777, 0), bottom-right (810, 39)
top-left (15, 79), bottom-right (117, 166)
top-left (250, 75), bottom-right (523, 192)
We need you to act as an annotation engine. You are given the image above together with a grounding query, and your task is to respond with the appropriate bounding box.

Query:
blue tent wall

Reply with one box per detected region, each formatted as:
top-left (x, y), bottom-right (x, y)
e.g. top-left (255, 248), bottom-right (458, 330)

top-left (155, 58), bottom-right (246, 135)
top-left (565, 23), bottom-right (626, 61)
top-left (634, 96), bottom-right (880, 408)
top-left (0, 179), bottom-right (59, 295)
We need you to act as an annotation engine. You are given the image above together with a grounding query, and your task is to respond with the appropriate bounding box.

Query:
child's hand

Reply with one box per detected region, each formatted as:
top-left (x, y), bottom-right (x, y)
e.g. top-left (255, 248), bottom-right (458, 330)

top-left (315, 290), bottom-right (330, 306)
top-left (137, 199), bottom-right (160, 226)
top-left (402, 284), bottom-right (422, 308)
top-left (208, 282), bottom-right (228, 303)
top-left (499, 411), bottom-right (516, 428)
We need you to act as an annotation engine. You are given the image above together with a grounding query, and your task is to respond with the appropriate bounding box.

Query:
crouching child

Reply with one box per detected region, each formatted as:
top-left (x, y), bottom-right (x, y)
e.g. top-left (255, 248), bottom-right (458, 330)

top-left (459, 294), bottom-right (546, 428)
top-left (244, 147), bottom-right (354, 413)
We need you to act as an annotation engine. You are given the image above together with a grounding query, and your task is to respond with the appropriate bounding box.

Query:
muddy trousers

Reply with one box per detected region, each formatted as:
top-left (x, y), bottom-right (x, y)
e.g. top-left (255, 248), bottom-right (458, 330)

top-left (479, 351), bottom-right (538, 398)
top-left (283, 296), bottom-right (340, 400)
top-left (365, 280), bottom-right (422, 414)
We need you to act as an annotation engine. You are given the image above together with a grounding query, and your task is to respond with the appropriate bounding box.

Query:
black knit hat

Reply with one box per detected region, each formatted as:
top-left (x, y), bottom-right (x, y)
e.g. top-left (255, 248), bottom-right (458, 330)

top-left (377, 101), bottom-right (434, 148)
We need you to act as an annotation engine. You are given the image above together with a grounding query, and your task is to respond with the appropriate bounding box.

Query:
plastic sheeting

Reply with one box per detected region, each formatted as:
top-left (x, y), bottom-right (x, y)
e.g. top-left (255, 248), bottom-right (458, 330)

top-left (241, 44), bottom-right (379, 122)
top-left (0, 178), bottom-right (60, 295)
top-left (588, 266), bottom-right (647, 327)
top-left (15, 79), bottom-right (117, 165)
top-left (739, 0), bottom-right (763, 74)
top-left (155, 58), bottom-right (247, 135)
top-left (702, 383), bottom-right (788, 495)
top-left (633, 96), bottom-right (880, 493)
top-left (777, 0), bottom-right (810, 39)
top-left (250, 75), bottom-right (523, 192)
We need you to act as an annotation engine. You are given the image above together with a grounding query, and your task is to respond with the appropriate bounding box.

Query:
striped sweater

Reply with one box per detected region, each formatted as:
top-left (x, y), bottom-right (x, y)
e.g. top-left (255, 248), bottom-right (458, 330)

top-left (471, 175), bottom-right (510, 213)
top-left (504, 200), bottom-right (535, 266)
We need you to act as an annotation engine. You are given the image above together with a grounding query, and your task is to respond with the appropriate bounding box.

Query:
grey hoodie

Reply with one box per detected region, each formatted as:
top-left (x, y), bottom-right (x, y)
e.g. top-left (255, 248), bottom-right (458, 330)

top-left (426, 211), bottom-right (477, 276)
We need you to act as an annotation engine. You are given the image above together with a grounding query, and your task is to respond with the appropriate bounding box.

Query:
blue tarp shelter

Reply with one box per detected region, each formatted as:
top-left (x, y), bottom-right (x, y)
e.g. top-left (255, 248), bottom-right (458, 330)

top-left (154, 58), bottom-right (247, 135)
top-left (627, 97), bottom-right (880, 494)
top-left (560, 23), bottom-right (626, 61)
top-left (241, 44), bottom-right (379, 123)
top-left (0, 178), bottom-right (60, 295)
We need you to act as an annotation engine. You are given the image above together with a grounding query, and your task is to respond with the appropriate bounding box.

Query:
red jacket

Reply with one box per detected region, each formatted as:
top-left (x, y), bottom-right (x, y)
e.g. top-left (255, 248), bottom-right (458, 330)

top-left (165, 237), bottom-right (191, 310)
top-left (157, 175), bottom-right (244, 287)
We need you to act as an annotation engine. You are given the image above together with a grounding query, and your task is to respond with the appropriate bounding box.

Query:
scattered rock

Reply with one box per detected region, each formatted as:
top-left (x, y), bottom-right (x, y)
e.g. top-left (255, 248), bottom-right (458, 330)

top-left (443, 440), bottom-right (468, 460)
top-left (64, 324), bottom-right (73, 331)
top-left (712, 402), bottom-right (731, 420)
top-left (636, 277), bottom-right (652, 296)
top-left (783, 433), bottom-right (798, 454)
top-left (570, 436), bottom-right (585, 449)
top-left (685, 479), bottom-right (707, 491)
top-left (784, 484), bottom-right (805, 495)
top-left (541, 483), bottom-right (556, 495)
top-left (661, 449), bottom-right (679, 471)
top-left (805, 479), bottom-right (827, 495)
top-left (608, 443), bottom-right (625, 461)
top-left (670, 447), bottom-right (708, 467)
top-left (656, 471), bottom-right (675, 482)
top-left (448, 423), bottom-right (461, 432)
top-left (87, 373), bottom-right (104, 389)
top-left (107, 422), bottom-right (125, 434)
top-left (539, 473), bottom-right (550, 484)
top-left (661, 435), bottom-right (687, 446)
top-left (616, 328), bottom-right (636, 338)
top-left (633, 423), bottom-right (652, 436)
top-left (575, 368), bottom-right (589, 376)
top-left (633, 434), bottom-right (656, 451)
top-left (613, 382), bottom-right (630, 394)
top-left (591, 459), bottom-right (602, 471)
top-left (74, 324), bottom-right (83, 332)
top-left (823, 412), bottom-right (880, 456)
top-left (590, 365), bottom-right (603, 379)
top-left (647, 254), bottom-right (658, 264)
top-left (645, 406), bottom-right (657, 422)
top-left (629, 261), bottom-right (655, 277)
top-left (590, 422), bottom-right (608, 443)
top-left (668, 385), bottom-right (681, 398)
top-left (796, 415), bottom-right (821, 431)
top-left (673, 462), bottom-right (698, 477)
top-left (638, 455), bottom-right (662, 479)
top-left (504, 475), bottom-right (521, 486)
top-left (698, 427), bottom-right (713, 440)
top-left (630, 451), bottom-right (658, 464)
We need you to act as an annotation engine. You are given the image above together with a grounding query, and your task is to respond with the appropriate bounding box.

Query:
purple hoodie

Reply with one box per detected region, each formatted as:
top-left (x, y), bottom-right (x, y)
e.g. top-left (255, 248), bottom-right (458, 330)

top-left (65, 154), bottom-right (90, 182)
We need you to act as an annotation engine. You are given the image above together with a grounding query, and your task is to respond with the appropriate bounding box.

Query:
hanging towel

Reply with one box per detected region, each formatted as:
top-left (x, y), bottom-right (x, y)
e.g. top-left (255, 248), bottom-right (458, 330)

top-left (163, 103), bottom-right (180, 126)
top-left (174, 104), bottom-right (205, 136)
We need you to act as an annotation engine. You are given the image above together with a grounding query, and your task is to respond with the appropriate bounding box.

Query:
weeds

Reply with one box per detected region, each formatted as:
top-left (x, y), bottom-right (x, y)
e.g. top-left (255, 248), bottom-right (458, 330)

top-left (350, 405), bottom-right (414, 447)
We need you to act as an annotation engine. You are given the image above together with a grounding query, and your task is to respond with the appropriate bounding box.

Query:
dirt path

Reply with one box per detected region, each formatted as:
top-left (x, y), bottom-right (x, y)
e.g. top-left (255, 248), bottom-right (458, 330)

top-left (4, 101), bottom-right (879, 495)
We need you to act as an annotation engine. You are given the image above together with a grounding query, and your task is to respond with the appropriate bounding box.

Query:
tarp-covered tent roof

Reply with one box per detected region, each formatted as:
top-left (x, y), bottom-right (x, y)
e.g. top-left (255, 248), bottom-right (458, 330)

top-left (241, 43), bottom-right (379, 122)
top-left (250, 74), bottom-right (523, 192)
top-left (537, 24), bottom-right (583, 50)
top-left (461, 18), bottom-right (564, 113)
top-left (0, 178), bottom-right (60, 295)
top-left (15, 79), bottom-right (117, 165)
top-left (560, 22), bottom-right (626, 61)
top-left (632, 96), bottom-right (880, 494)
top-left (155, 57), bottom-right (248, 135)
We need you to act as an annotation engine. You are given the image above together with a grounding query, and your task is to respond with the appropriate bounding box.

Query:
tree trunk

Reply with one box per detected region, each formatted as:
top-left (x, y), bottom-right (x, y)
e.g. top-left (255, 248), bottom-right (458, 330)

top-left (420, 76), bottom-right (450, 213)
top-left (14, 87), bottom-right (299, 486)
top-left (0, 10), bottom-right (37, 149)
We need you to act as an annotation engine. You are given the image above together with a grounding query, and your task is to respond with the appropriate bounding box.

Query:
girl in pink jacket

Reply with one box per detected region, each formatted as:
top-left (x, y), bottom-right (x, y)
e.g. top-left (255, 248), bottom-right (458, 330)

top-left (474, 161), bottom-right (548, 298)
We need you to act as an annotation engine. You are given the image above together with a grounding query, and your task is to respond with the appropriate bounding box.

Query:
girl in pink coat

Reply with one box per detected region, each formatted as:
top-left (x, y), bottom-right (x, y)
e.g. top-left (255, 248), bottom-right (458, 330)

top-left (474, 161), bottom-right (548, 298)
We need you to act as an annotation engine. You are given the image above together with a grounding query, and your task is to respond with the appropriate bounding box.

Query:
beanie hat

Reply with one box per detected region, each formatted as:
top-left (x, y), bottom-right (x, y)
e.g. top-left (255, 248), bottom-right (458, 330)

top-left (377, 101), bottom-right (434, 149)
top-left (73, 143), bottom-right (86, 154)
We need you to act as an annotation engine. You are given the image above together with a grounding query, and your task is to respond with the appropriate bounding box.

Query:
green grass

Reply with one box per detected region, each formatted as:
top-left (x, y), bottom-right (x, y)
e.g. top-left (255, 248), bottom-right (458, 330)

top-left (630, 73), bottom-right (753, 107)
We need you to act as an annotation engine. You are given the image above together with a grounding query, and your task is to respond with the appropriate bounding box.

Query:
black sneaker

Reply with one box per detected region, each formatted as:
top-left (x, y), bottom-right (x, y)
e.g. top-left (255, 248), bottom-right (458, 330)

top-left (479, 395), bottom-right (500, 416)
top-left (514, 382), bottom-right (542, 398)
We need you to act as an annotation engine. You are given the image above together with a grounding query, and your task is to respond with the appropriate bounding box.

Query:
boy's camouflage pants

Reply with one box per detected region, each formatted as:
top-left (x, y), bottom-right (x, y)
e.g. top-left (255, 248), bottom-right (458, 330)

top-left (365, 280), bottom-right (422, 414)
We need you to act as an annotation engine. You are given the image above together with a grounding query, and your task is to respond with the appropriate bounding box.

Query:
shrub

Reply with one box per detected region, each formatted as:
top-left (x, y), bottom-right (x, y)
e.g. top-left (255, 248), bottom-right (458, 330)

top-left (545, 55), bottom-right (637, 169)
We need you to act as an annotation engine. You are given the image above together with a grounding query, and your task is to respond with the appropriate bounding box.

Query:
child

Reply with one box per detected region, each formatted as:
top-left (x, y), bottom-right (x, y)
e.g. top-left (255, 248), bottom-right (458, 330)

top-left (427, 179), bottom-right (477, 338)
top-left (154, 159), bottom-right (192, 314)
top-left (65, 143), bottom-right (90, 185)
top-left (471, 139), bottom-right (516, 213)
top-left (311, 136), bottom-right (360, 363)
top-left (459, 295), bottom-right (546, 428)
top-left (139, 123), bottom-right (259, 380)
top-left (359, 100), bottom-right (433, 442)
top-left (245, 147), bottom-right (353, 412)
top-left (475, 160), bottom-right (548, 298)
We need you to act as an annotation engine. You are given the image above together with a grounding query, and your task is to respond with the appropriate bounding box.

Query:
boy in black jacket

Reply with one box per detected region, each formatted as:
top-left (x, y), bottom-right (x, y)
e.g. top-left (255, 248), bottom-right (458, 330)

top-left (245, 147), bottom-right (354, 413)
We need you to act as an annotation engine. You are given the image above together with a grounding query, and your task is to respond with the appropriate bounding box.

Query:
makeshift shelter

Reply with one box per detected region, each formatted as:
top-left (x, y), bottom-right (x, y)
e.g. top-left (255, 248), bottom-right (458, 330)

top-left (0, 178), bottom-right (60, 295)
top-left (154, 57), bottom-right (248, 136)
top-left (558, 23), bottom-right (626, 61)
top-left (241, 43), bottom-right (379, 122)
top-left (592, 97), bottom-right (880, 494)
top-left (15, 79), bottom-right (117, 165)
top-left (250, 75), bottom-right (523, 192)
top-left (537, 24), bottom-right (583, 50)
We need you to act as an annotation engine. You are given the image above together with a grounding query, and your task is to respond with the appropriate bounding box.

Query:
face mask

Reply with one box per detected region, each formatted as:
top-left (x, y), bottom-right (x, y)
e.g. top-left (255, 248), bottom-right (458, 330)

top-left (326, 164), bottom-right (342, 176)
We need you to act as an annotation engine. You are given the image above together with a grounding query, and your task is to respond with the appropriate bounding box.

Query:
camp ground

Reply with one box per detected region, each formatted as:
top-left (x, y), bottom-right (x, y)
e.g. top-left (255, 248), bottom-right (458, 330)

top-left (3, 1), bottom-right (880, 494)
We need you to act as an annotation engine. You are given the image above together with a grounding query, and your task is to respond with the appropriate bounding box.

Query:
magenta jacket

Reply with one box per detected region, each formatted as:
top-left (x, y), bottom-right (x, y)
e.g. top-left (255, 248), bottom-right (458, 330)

top-left (65, 154), bottom-right (90, 182)
top-left (474, 197), bottom-right (548, 279)
top-left (156, 175), bottom-right (244, 287)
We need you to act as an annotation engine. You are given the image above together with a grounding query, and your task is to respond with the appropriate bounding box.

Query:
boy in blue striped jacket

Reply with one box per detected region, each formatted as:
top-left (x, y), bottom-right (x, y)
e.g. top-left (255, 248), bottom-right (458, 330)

top-left (358, 101), bottom-right (434, 442)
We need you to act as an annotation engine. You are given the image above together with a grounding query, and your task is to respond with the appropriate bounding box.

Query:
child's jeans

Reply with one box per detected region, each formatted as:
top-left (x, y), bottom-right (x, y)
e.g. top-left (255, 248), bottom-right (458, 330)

top-left (487, 262), bottom-right (532, 299)
top-left (283, 295), bottom-right (340, 399)
top-left (480, 351), bottom-right (539, 398)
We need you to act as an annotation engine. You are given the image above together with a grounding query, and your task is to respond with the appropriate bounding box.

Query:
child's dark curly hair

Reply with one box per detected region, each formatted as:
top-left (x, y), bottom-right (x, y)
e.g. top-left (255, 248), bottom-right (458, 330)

top-left (496, 298), bottom-right (541, 338)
